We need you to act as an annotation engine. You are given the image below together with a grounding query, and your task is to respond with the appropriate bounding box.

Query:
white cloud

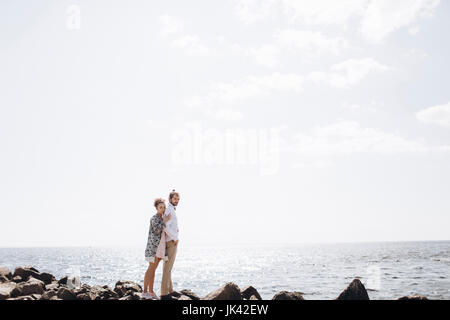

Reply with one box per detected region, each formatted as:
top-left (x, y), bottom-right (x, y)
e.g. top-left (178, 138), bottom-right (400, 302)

top-left (170, 34), bottom-right (209, 55)
top-left (281, 0), bottom-right (368, 25)
top-left (232, 0), bottom-right (441, 42)
top-left (416, 102), bottom-right (450, 127)
top-left (360, 0), bottom-right (440, 42)
top-left (184, 58), bottom-right (387, 108)
top-left (184, 72), bottom-right (305, 107)
top-left (233, 0), bottom-right (279, 24)
top-left (159, 14), bottom-right (184, 37)
top-left (274, 29), bottom-right (350, 56)
top-left (159, 15), bottom-right (209, 56)
top-left (308, 57), bottom-right (388, 88)
top-left (288, 120), bottom-right (450, 157)
top-left (212, 108), bottom-right (245, 122)
top-left (246, 44), bottom-right (281, 68)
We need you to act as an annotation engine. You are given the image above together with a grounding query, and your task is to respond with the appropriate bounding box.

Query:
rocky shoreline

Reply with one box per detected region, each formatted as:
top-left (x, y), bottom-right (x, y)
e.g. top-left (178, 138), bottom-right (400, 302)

top-left (0, 266), bottom-right (428, 301)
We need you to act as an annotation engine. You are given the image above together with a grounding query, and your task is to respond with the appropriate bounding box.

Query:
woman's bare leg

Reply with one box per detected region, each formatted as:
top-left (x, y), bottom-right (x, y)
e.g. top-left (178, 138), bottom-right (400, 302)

top-left (144, 258), bottom-right (161, 293)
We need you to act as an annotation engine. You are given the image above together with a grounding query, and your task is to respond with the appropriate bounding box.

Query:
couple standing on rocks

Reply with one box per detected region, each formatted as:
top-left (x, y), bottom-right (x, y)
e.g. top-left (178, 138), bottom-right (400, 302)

top-left (143, 190), bottom-right (180, 300)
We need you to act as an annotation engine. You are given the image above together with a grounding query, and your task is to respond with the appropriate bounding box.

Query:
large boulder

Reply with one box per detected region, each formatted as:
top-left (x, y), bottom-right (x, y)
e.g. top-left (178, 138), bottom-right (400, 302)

top-left (40, 290), bottom-right (58, 300)
top-left (11, 277), bottom-right (45, 297)
top-left (13, 267), bottom-right (40, 281)
top-left (114, 281), bottom-right (142, 297)
top-left (58, 276), bottom-right (68, 286)
top-left (272, 291), bottom-right (304, 300)
top-left (0, 282), bottom-right (17, 300)
top-left (35, 272), bottom-right (56, 285)
top-left (12, 267), bottom-right (55, 285)
top-left (57, 287), bottom-right (77, 300)
top-left (0, 267), bottom-right (12, 281)
top-left (336, 279), bottom-right (370, 300)
top-left (90, 285), bottom-right (118, 300)
top-left (241, 286), bottom-right (262, 300)
top-left (180, 289), bottom-right (201, 300)
top-left (203, 282), bottom-right (242, 300)
top-left (119, 291), bottom-right (141, 300)
top-left (161, 291), bottom-right (184, 300)
top-left (45, 282), bottom-right (59, 291)
top-left (397, 295), bottom-right (428, 300)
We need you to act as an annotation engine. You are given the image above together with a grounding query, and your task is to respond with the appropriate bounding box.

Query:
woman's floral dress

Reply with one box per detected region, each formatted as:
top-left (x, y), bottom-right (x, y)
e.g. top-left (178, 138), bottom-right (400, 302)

top-left (145, 214), bottom-right (168, 262)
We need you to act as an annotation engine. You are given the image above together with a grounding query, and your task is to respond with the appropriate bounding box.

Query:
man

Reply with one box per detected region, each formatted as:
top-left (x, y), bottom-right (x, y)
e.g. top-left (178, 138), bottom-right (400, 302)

top-left (161, 189), bottom-right (180, 297)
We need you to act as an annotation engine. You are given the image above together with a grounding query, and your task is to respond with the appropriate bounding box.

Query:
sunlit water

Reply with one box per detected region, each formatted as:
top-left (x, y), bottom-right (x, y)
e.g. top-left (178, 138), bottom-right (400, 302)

top-left (1, 241), bottom-right (449, 299)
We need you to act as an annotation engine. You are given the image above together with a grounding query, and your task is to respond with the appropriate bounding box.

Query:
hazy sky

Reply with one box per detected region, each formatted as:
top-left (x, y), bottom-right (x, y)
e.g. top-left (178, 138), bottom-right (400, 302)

top-left (1, 0), bottom-right (449, 247)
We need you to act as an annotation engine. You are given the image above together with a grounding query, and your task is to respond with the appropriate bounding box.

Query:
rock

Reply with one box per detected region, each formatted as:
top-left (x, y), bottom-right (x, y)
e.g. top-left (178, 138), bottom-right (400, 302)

top-left (249, 295), bottom-right (259, 300)
top-left (8, 295), bottom-right (35, 300)
top-left (178, 295), bottom-right (193, 300)
top-left (203, 282), bottom-right (242, 300)
top-left (241, 286), bottom-right (262, 300)
top-left (336, 279), bottom-right (370, 300)
top-left (180, 289), bottom-right (201, 300)
top-left (35, 272), bottom-right (56, 285)
top-left (0, 267), bottom-right (12, 281)
top-left (397, 295), bottom-right (428, 300)
top-left (89, 285), bottom-right (118, 300)
top-left (161, 291), bottom-right (182, 300)
top-left (45, 282), bottom-right (59, 291)
top-left (12, 276), bottom-right (23, 283)
top-left (118, 291), bottom-right (141, 300)
top-left (114, 281), bottom-right (142, 297)
top-left (272, 291), bottom-right (305, 300)
top-left (31, 294), bottom-right (42, 300)
top-left (58, 276), bottom-right (68, 286)
top-left (13, 267), bottom-right (40, 282)
top-left (77, 293), bottom-right (96, 300)
top-left (0, 282), bottom-right (17, 300)
top-left (12, 277), bottom-right (45, 297)
top-left (40, 290), bottom-right (57, 300)
top-left (0, 275), bottom-right (9, 283)
top-left (57, 287), bottom-right (77, 300)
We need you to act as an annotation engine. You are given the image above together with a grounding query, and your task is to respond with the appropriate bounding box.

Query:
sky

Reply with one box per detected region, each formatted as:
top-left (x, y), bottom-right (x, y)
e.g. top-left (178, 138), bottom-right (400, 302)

top-left (0, 0), bottom-right (449, 247)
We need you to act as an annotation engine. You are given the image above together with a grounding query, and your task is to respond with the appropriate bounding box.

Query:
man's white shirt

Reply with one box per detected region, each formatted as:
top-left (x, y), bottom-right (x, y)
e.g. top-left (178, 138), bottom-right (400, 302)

top-left (163, 202), bottom-right (179, 241)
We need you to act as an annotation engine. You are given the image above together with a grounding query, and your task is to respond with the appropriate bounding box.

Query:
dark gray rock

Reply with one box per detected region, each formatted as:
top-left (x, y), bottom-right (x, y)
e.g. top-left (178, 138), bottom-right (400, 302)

top-left (397, 295), bottom-right (428, 300)
top-left (203, 282), bottom-right (242, 300)
top-left (11, 277), bottom-right (45, 297)
top-left (58, 276), bottom-right (68, 286)
top-left (35, 272), bottom-right (56, 285)
top-left (180, 289), bottom-right (201, 300)
top-left (114, 280), bottom-right (142, 297)
top-left (40, 290), bottom-right (57, 300)
top-left (272, 291), bottom-right (305, 300)
top-left (13, 267), bottom-right (40, 282)
top-left (161, 291), bottom-right (182, 300)
top-left (118, 291), bottom-right (141, 300)
top-left (57, 287), bottom-right (77, 300)
top-left (241, 286), bottom-right (262, 300)
top-left (336, 279), bottom-right (370, 300)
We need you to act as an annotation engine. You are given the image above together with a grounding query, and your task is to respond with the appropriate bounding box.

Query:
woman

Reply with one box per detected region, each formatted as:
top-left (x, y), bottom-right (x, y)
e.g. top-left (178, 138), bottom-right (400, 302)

top-left (143, 198), bottom-right (171, 299)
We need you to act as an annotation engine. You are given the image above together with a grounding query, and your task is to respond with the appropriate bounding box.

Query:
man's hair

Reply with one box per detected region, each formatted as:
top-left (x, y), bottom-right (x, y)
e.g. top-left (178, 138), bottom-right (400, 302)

top-left (169, 189), bottom-right (180, 200)
top-left (154, 198), bottom-right (165, 208)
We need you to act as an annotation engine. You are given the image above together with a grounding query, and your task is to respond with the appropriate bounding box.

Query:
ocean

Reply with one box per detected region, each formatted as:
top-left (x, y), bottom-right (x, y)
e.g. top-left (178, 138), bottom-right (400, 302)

top-left (0, 241), bottom-right (449, 300)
